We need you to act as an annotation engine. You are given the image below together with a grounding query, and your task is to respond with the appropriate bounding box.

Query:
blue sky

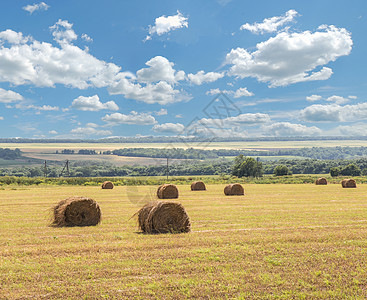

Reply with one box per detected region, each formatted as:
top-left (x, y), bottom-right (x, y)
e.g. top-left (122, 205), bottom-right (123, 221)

top-left (0, 0), bottom-right (366, 139)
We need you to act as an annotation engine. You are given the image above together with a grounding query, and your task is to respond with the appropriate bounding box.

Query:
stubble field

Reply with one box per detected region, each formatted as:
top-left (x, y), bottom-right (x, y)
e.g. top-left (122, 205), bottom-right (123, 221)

top-left (1, 183), bottom-right (367, 299)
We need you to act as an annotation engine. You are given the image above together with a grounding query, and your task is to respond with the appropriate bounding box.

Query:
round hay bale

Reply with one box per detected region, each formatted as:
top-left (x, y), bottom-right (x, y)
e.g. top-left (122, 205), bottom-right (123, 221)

top-left (157, 184), bottom-right (179, 199)
top-left (52, 197), bottom-right (101, 227)
top-left (102, 181), bottom-right (114, 189)
top-left (315, 177), bottom-right (327, 185)
top-left (191, 181), bottom-right (206, 191)
top-left (137, 201), bottom-right (190, 234)
top-left (224, 183), bottom-right (244, 196)
top-left (342, 179), bottom-right (356, 188)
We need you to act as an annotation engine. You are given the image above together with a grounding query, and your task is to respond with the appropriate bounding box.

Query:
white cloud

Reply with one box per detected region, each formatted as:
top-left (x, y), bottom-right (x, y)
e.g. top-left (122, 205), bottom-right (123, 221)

top-left (175, 114), bottom-right (183, 118)
top-left (155, 108), bottom-right (168, 116)
top-left (240, 9), bottom-right (298, 34)
top-left (50, 19), bottom-right (77, 45)
top-left (81, 34), bottom-right (93, 42)
top-left (306, 95), bottom-right (322, 102)
top-left (0, 25), bottom-right (190, 105)
top-left (71, 125), bottom-right (112, 136)
top-left (23, 2), bottom-right (49, 14)
top-left (49, 130), bottom-right (58, 134)
top-left (301, 104), bottom-right (342, 122)
top-left (0, 116), bottom-right (3, 120)
top-left (200, 113), bottom-right (270, 127)
top-left (233, 87), bottom-right (254, 98)
top-left (326, 95), bottom-right (349, 104)
top-left (109, 74), bottom-right (191, 105)
top-left (136, 56), bottom-right (184, 83)
top-left (0, 29), bottom-right (31, 44)
top-left (348, 95), bottom-right (357, 99)
top-left (188, 70), bottom-right (224, 85)
top-left (263, 122), bottom-right (321, 136)
top-left (0, 28), bottom-right (121, 89)
top-left (205, 88), bottom-right (231, 96)
top-left (332, 123), bottom-right (367, 136)
top-left (146, 10), bottom-right (188, 41)
top-left (152, 123), bottom-right (185, 134)
top-left (226, 25), bottom-right (352, 87)
top-left (31, 105), bottom-right (59, 111)
top-left (301, 102), bottom-right (367, 122)
top-left (71, 95), bottom-right (119, 111)
top-left (102, 111), bottom-right (157, 125)
top-left (0, 88), bottom-right (23, 103)
top-left (205, 87), bottom-right (253, 98)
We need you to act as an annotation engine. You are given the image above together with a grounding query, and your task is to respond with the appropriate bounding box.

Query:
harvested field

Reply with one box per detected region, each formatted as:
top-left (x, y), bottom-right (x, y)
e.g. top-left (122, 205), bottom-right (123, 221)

top-left (1, 184), bottom-right (367, 298)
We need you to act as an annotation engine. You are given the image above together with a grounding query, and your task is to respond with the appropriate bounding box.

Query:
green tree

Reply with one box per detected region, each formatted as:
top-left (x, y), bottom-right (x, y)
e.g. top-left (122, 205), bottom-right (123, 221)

top-left (232, 154), bottom-right (245, 177)
top-left (330, 167), bottom-right (340, 177)
top-left (274, 165), bottom-right (291, 176)
top-left (340, 164), bottom-right (361, 176)
top-left (239, 157), bottom-right (263, 178)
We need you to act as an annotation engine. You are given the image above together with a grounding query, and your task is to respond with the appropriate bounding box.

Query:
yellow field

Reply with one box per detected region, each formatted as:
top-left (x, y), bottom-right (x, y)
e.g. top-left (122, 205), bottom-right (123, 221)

top-left (1, 184), bottom-right (367, 298)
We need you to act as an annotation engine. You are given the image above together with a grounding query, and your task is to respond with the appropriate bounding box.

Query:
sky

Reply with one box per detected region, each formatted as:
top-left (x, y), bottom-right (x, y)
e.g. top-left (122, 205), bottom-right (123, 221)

top-left (0, 0), bottom-right (366, 139)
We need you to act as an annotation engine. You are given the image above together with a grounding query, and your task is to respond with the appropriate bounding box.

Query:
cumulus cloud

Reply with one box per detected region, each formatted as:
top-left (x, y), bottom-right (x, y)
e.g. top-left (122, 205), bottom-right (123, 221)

top-left (325, 95), bottom-right (349, 104)
top-left (200, 113), bottom-right (270, 127)
top-left (0, 88), bottom-right (23, 103)
top-left (332, 123), bottom-right (367, 136)
top-left (49, 130), bottom-right (58, 134)
top-left (145, 10), bottom-right (188, 41)
top-left (102, 111), bottom-right (157, 125)
top-left (226, 25), bottom-right (352, 87)
top-left (263, 122), bottom-right (321, 136)
top-left (152, 122), bottom-right (185, 134)
top-left (50, 19), bottom-right (77, 45)
top-left (71, 95), bottom-right (119, 111)
top-left (240, 9), bottom-right (298, 34)
top-left (205, 87), bottom-right (254, 98)
top-left (0, 116), bottom-right (3, 120)
top-left (23, 2), bottom-right (49, 14)
top-left (155, 108), bottom-right (168, 116)
top-left (0, 29), bottom-right (31, 44)
top-left (137, 56), bottom-right (185, 83)
top-left (81, 34), bottom-right (93, 42)
top-left (233, 87), bottom-right (254, 98)
top-left (188, 71), bottom-right (224, 85)
top-left (306, 95), bottom-right (322, 102)
top-left (301, 102), bottom-right (367, 122)
top-left (29, 105), bottom-right (59, 111)
top-left (205, 89), bottom-right (231, 96)
top-left (71, 125), bottom-right (112, 136)
top-left (301, 104), bottom-right (342, 122)
top-left (0, 25), bottom-right (190, 105)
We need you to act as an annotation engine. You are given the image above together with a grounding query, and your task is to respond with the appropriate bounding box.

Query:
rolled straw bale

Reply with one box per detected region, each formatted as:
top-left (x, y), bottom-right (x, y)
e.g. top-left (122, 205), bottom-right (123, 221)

top-left (102, 181), bottom-right (114, 189)
top-left (137, 201), bottom-right (190, 234)
top-left (342, 179), bottom-right (356, 188)
top-left (224, 183), bottom-right (244, 196)
top-left (157, 184), bottom-right (179, 199)
top-left (52, 197), bottom-right (101, 227)
top-left (191, 181), bottom-right (206, 191)
top-left (315, 177), bottom-right (327, 185)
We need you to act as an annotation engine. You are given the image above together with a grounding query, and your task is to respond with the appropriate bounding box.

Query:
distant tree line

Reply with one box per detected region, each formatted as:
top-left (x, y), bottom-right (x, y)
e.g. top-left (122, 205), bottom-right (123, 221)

top-left (102, 146), bottom-right (367, 160)
top-left (57, 149), bottom-right (98, 155)
top-left (3, 156), bottom-right (367, 178)
top-left (0, 148), bottom-right (22, 160)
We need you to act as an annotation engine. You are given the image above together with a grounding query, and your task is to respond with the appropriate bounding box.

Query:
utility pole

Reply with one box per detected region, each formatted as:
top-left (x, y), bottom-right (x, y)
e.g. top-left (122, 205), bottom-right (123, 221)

top-left (60, 160), bottom-right (70, 177)
top-left (44, 160), bottom-right (47, 178)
